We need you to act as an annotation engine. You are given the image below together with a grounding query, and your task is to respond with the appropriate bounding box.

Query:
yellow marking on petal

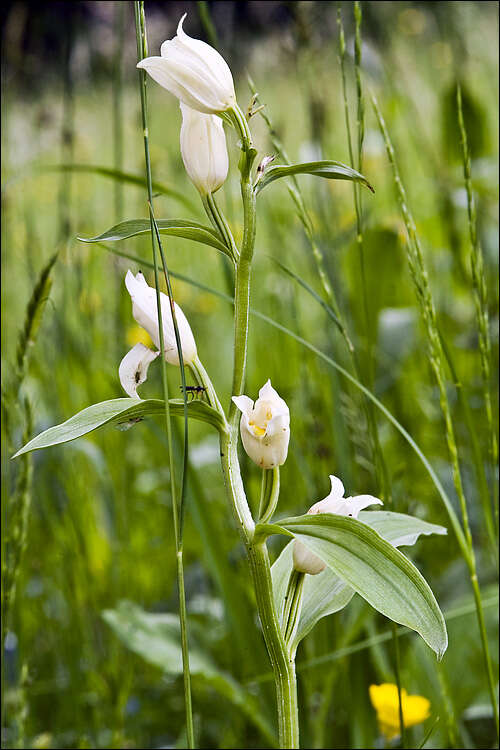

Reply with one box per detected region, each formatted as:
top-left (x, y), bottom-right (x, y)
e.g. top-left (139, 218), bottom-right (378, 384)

top-left (266, 408), bottom-right (272, 419)
top-left (249, 420), bottom-right (266, 437)
top-left (369, 683), bottom-right (431, 740)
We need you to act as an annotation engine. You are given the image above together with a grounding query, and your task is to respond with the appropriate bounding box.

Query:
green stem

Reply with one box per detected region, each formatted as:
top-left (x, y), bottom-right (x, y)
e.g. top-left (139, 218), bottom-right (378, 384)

top-left (391, 621), bottom-right (406, 748)
top-left (457, 84), bottom-right (498, 534)
top-left (247, 541), bottom-right (300, 748)
top-left (470, 570), bottom-right (499, 737)
top-left (282, 570), bottom-right (305, 654)
top-left (216, 103), bottom-right (299, 747)
top-left (338, 5), bottom-right (391, 505)
top-left (134, 4), bottom-right (194, 746)
top-left (258, 467), bottom-right (280, 523)
top-left (202, 192), bottom-right (239, 262)
top-left (440, 330), bottom-right (497, 563)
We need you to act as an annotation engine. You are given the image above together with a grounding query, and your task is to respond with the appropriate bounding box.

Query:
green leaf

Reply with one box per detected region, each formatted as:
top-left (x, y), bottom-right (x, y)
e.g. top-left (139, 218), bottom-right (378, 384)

top-left (271, 511), bottom-right (446, 650)
top-left (269, 513), bottom-right (448, 658)
top-left (256, 160), bottom-right (374, 195)
top-left (103, 601), bottom-right (277, 746)
top-left (357, 511), bottom-right (447, 547)
top-left (12, 397), bottom-right (226, 458)
top-left (78, 219), bottom-right (231, 257)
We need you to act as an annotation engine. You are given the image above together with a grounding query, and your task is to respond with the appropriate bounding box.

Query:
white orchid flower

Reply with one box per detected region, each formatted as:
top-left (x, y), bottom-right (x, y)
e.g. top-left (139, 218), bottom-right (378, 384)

top-left (232, 380), bottom-right (290, 469)
top-left (119, 343), bottom-right (159, 399)
top-left (293, 475), bottom-right (383, 575)
top-left (125, 270), bottom-right (197, 366)
top-left (180, 102), bottom-right (229, 195)
top-left (136, 14), bottom-right (236, 115)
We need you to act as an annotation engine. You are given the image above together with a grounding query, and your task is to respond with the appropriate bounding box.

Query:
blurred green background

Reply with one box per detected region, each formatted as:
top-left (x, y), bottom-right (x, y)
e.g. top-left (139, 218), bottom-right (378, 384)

top-left (1, 1), bottom-right (498, 748)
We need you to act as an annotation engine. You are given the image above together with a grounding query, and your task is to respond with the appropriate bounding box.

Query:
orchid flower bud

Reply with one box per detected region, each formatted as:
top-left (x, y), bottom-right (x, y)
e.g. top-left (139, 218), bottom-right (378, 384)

top-left (136, 14), bottom-right (236, 115)
top-left (125, 270), bottom-right (197, 366)
top-left (293, 475), bottom-right (383, 575)
top-left (180, 103), bottom-right (229, 195)
top-left (232, 380), bottom-right (290, 469)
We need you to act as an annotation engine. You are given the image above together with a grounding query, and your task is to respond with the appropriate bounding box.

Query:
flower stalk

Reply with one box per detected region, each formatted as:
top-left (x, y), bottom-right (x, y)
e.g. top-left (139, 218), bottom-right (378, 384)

top-left (220, 117), bottom-right (300, 748)
top-left (258, 468), bottom-right (280, 522)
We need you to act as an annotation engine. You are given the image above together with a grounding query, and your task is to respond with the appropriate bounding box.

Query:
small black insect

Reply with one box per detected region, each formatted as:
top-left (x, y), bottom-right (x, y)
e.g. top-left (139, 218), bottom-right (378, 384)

top-left (180, 385), bottom-right (207, 401)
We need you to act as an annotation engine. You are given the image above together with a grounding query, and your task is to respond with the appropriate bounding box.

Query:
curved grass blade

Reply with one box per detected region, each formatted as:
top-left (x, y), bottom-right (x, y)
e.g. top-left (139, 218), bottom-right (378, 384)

top-left (270, 256), bottom-right (342, 332)
top-left (78, 218), bottom-right (230, 257)
top-left (267, 514), bottom-right (448, 658)
top-left (12, 397), bottom-right (226, 458)
top-left (256, 160), bottom-right (374, 195)
top-left (39, 163), bottom-right (195, 211)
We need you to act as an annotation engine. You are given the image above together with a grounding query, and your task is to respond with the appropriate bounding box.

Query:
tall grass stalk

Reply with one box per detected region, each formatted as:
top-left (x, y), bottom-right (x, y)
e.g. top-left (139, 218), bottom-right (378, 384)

top-left (58, 14), bottom-right (74, 243)
top-left (456, 84), bottom-right (498, 532)
top-left (196, 0), bottom-right (219, 49)
top-left (344, 9), bottom-right (402, 742)
top-left (134, 3), bottom-right (194, 746)
top-left (372, 92), bottom-right (499, 740)
top-left (113, 1), bottom-right (125, 222)
top-left (337, 6), bottom-right (391, 504)
top-left (2, 399), bottom-right (32, 647)
top-left (247, 76), bottom-right (351, 350)
top-left (440, 332), bottom-right (496, 557)
top-left (2, 249), bottom-right (58, 644)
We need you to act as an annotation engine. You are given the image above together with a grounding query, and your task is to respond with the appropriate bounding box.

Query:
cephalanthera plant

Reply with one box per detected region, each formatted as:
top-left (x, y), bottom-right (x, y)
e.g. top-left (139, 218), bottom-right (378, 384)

top-left (13, 7), bottom-right (448, 748)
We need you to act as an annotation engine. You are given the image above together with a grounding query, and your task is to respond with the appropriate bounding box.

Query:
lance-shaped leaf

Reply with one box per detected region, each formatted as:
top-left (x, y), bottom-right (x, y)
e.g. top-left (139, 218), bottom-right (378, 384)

top-left (265, 513), bottom-right (447, 658)
top-left (78, 219), bottom-right (231, 258)
top-left (271, 511), bottom-right (447, 651)
top-left (256, 160), bottom-right (374, 195)
top-left (12, 397), bottom-right (226, 458)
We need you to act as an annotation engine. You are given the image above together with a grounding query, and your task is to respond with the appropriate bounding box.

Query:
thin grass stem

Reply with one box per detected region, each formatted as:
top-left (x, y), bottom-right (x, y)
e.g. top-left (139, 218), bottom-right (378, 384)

top-left (134, 3), bottom-right (194, 745)
top-left (456, 84), bottom-right (498, 534)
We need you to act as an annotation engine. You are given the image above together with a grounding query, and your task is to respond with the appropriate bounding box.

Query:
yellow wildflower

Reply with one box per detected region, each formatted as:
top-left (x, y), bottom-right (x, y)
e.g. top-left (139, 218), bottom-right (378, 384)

top-left (369, 683), bottom-right (431, 740)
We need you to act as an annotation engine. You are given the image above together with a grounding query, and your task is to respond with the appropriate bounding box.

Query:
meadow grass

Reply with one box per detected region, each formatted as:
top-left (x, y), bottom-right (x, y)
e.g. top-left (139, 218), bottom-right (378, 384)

top-left (1, 2), bottom-right (498, 748)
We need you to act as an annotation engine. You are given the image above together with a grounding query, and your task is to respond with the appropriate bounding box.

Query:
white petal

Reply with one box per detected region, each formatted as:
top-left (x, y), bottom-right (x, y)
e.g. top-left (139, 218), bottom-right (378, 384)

top-left (265, 412), bottom-right (290, 438)
top-left (347, 494), bottom-right (383, 516)
top-left (328, 474), bottom-right (345, 499)
top-left (124, 271), bottom-right (197, 366)
top-left (258, 378), bottom-right (277, 401)
top-left (308, 495), bottom-right (348, 515)
top-left (180, 102), bottom-right (229, 194)
top-left (232, 395), bottom-right (253, 416)
top-left (119, 344), bottom-right (159, 398)
top-left (125, 269), bottom-right (148, 296)
top-left (257, 379), bottom-right (289, 416)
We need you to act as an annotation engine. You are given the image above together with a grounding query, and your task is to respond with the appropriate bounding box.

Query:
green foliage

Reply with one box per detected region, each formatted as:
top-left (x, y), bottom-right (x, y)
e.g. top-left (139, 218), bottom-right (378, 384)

top-left (272, 511), bottom-right (446, 650)
top-left (265, 513), bottom-right (448, 657)
top-left (255, 160), bottom-right (374, 194)
top-left (79, 218), bottom-right (231, 257)
top-left (1, 1), bottom-right (498, 748)
top-left (13, 398), bottom-right (225, 458)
